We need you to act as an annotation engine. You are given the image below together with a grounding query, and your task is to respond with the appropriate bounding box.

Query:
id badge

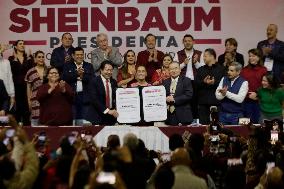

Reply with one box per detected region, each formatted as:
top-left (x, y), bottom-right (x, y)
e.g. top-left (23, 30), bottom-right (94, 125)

top-left (264, 57), bottom-right (274, 71)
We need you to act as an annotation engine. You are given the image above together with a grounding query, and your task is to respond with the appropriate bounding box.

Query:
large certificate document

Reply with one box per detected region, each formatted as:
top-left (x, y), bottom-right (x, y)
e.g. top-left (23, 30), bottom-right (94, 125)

top-left (116, 88), bottom-right (140, 123)
top-left (142, 86), bottom-right (167, 122)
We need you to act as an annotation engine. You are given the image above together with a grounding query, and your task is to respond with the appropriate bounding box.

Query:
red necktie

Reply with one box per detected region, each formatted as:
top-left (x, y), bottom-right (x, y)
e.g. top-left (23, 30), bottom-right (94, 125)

top-left (105, 79), bottom-right (110, 108)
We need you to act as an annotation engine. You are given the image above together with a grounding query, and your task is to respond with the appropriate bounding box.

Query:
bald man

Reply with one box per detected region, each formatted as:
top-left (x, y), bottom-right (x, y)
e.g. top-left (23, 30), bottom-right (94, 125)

top-left (257, 24), bottom-right (284, 82)
top-left (171, 148), bottom-right (208, 189)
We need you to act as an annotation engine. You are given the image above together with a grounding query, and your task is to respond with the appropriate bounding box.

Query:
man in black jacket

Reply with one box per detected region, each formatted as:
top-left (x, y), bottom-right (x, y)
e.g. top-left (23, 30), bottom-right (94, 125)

top-left (195, 48), bottom-right (226, 124)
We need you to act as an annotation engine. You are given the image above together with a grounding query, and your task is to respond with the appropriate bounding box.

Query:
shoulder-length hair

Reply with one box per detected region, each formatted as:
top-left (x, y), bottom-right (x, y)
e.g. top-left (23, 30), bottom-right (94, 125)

top-left (121, 50), bottom-right (136, 79)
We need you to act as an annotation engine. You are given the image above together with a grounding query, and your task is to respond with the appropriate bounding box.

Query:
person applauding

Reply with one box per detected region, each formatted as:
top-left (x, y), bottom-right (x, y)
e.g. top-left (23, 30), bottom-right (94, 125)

top-left (37, 67), bottom-right (74, 126)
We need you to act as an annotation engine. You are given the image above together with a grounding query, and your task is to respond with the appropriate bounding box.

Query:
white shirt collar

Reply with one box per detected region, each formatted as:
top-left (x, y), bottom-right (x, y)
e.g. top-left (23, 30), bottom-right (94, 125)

top-left (171, 76), bottom-right (179, 82)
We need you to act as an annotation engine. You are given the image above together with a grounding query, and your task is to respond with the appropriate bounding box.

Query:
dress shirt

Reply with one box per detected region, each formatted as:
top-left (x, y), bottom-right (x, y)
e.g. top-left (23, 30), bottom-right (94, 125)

top-left (215, 76), bottom-right (248, 103)
top-left (101, 75), bottom-right (112, 113)
top-left (174, 49), bottom-right (204, 80)
top-left (0, 58), bottom-right (15, 97)
top-left (75, 62), bottom-right (83, 92)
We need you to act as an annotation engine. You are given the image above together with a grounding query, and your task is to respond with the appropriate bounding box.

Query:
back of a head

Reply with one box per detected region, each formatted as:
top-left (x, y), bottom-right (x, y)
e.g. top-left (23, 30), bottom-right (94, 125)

top-left (169, 134), bottom-right (184, 151)
top-left (266, 167), bottom-right (284, 189)
top-left (123, 133), bottom-right (138, 152)
top-left (171, 147), bottom-right (191, 166)
top-left (154, 164), bottom-right (175, 189)
top-left (107, 135), bottom-right (120, 150)
top-left (188, 133), bottom-right (204, 154)
top-left (0, 155), bottom-right (16, 180)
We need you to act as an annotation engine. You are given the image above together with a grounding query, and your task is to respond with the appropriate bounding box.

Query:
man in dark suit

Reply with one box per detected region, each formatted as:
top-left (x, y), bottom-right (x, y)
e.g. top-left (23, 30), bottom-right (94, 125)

top-left (84, 60), bottom-right (118, 125)
top-left (50, 32), bottom-right (75, 73)
top-left (257, 24), bottom-right (284, 83)
top-left (0, 79), bottom-right (9, 116)
top-left (163, 62), bottom-right (193, 125)
top-left (62, 47), bottom-right (94, 125)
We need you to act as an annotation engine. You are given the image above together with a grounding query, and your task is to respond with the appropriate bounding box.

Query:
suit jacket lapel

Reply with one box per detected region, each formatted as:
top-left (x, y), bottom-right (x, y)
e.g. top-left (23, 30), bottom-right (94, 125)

top-left (175, 76), bottom-right (183, 97)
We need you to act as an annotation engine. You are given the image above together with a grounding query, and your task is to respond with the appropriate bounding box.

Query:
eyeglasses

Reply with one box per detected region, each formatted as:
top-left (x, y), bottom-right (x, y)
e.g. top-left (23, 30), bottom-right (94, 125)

top-left (49, 72), bottom-right (59, 75)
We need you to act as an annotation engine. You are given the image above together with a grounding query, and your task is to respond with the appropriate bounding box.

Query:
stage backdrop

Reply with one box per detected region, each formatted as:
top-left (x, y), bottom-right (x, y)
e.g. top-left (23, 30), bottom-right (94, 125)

top-left (0, 0), bottom-right (284, 64)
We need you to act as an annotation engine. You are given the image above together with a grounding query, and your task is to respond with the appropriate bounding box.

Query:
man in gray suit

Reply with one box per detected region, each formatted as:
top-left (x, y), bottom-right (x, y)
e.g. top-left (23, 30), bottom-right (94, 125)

top-left (91, 33), bottom-right (123, 80)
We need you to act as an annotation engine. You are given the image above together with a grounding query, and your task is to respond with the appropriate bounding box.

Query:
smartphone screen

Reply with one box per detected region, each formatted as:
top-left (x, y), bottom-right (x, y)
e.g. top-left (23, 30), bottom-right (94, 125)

top-left (6, 129), bottom-right (15, 138)
top-left (96, 172), bottom-right (116, 184)
top-left (266, 162), bottom-right (275, 174)
top-left (0, 116), bottom-right (9, 123)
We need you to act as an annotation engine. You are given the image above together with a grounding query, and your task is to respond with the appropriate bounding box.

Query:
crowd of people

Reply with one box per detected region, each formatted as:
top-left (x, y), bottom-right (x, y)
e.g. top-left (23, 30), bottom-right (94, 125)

top-left (0, 24), bottom-right (284, 127)
top-left (0, 115), bottom-right (284, 189)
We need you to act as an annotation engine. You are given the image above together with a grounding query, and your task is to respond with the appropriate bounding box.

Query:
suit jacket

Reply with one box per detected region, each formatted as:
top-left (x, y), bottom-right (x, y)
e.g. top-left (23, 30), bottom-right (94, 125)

top-left (91, 47), bottom-right (123, 80)
top-left (163, 75), bottom-right (193, 124)
top-left (50, 45), bottom-right (75, 73)
top-left (62, 61), bottom-right (94, 93)
top-left (176, 49), bottom-right (202, 77)
top-left (84, 75), bottom-right (117, 125)
top-left (257, 39), bottom-right (284, 82)
top-left (0, 79), bottom-right (9, 112)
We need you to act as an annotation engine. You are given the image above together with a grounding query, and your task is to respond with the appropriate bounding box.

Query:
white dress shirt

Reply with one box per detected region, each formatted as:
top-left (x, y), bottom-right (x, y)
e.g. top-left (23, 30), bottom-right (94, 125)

top-left (215, 76), bottom-right (248, 103)
top-left (0, 58), bottom-right (15, 97)
top-left (173, 49), bottom-right (205, 80)
top-left (75, 62), bottom-right (83, 92)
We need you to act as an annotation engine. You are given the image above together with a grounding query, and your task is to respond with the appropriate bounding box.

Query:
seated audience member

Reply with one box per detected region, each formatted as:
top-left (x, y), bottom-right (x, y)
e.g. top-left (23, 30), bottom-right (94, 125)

top-left (257, 24), bottom-right (284, 83)
top-left (249, 73), bottom-right (284, 122)
top-left (0, 44), bottom-right (15, 111)
top-left (136, 33), bottom-right (164, 82)
top-left (171, 148), bottom-right (208, 189)
top-left (91, 33), bottom-right (123, 80)
top-left (215, 62), bottom-right (248, 125)
top-left (50, 32), bottom-right (75, 73)
top-left (218, 38), bottom-right (244, 67)
top-left (131, 65), bottom-right (151, 87)
top-left (0, 79), bottom-right (9, 115)
top-left (195, 48), bottom-right (226, 124)
top-left (240, 48), bottom-right (267, 124)
top-left (9, 40), bottom-right (34, 125)
top-left (62, 47), bottom-right (94, 125)
top-left (152, 54), bottom-right (172, 85)
top-left (163, 62), bottom-right (193, 125)
top-left (37, 67), bottom-right (74, 126)
top-left (25, 50), bottom-right (47, 126)
top-left (84, 61), bottom-right (118, 125)
top-left (117, 49), bottom-right (137, 87)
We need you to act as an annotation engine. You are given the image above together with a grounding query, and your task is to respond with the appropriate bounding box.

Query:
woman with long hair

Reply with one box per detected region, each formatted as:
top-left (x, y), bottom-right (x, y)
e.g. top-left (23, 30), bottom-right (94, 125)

top-left (37, 67), bottom-right (74, 126)
top-left (8, 40), bottom-right (34, 125)
top-left (240, 48), bottom-right (267, 123)
top-left (117, 50), bottom-right (136, 87)
top-left (151, 54), bottom-right (172, 85)
top-left (25, 51), bottom-right (47, 126)
top-left (250, 73), bottom-right (284, 122)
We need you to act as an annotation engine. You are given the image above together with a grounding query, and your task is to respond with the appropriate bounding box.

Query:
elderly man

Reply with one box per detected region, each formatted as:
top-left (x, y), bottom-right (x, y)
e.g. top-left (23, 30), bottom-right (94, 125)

top-left (257, 24), bottom-right (284, 82)
top-left (91, 33), bottom-right (122, 80)
top-left (163, 62), bottom-right (193, 125)
top-left (215, 62), bottom-right (248, 125)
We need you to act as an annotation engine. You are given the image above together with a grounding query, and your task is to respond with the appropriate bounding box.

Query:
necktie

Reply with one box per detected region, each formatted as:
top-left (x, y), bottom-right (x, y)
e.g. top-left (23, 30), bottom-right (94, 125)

top-left (169, 79), bottom-right (177, 113)
top-left (105, 79), bottom-right (110, 108)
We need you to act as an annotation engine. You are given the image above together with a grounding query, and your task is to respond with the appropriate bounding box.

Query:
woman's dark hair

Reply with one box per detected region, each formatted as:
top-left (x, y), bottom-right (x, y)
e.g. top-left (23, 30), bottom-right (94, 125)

top-left (248, 48), bottom-right (264, 66)
top-left (107, 135), bottom-right (120, 150)
top-left (163, 54), bottom-right (173, 62)
top-left (120, 50), bottom-right (136, 79)
top-left (34, 50), bottom-right (45, 58)
top-left (225, 38), bottom-right (238, 48)
top-left (13, 40), bottom-right (27, 56)
top-left (264, 73), bottom-right (281, 90)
